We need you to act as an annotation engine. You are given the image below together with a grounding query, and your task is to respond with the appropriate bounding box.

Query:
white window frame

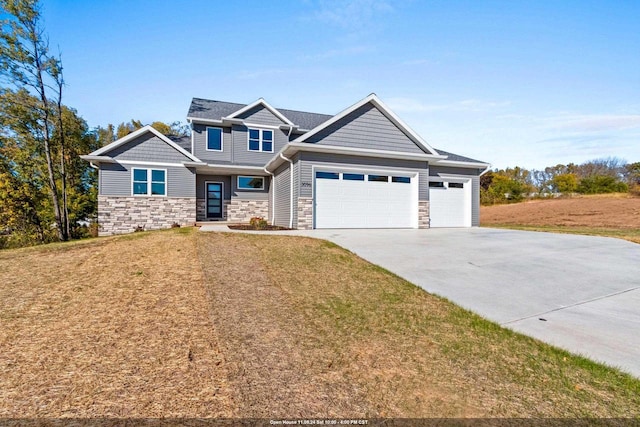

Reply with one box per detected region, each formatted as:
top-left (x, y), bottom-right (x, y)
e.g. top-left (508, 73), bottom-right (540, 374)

top-left (247, 128), bottom-right (274, 153)
top-left (206, 126), bottom-right (224, 152)
top-left (131, 167), bottom-right (167, 197)
top-left (237, 175), bottom-right (265, 191)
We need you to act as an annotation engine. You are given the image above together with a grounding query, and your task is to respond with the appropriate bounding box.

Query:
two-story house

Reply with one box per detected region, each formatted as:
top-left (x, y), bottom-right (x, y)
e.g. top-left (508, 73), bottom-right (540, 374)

top-left (81, 94), bottom-right (490, 235)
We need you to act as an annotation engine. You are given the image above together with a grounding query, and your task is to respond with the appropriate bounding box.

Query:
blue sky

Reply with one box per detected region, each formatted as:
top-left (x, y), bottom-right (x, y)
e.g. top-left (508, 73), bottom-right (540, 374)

top-left (40, 0), bottom-right (640, 169)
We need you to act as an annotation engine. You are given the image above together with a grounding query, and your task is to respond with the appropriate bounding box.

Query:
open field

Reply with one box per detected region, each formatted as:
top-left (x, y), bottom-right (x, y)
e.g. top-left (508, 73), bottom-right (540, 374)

top-left (1, 228), bottom-right (640, 417)
top-left (481, 193), bottom-right (640, 243)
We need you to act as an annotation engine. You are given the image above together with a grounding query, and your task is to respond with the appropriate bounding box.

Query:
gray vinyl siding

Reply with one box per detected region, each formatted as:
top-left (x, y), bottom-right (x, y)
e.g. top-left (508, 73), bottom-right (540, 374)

top-left (231, 125), bottom-right (288, 166)
top-left (297, 152), bottom-right (429, 199)
top-left (231, 174), bottom-right (271, 200)
top-left (429, 165), bottom-right (482, 226)
top-left (192, 124), bottom-right (232, 163)
top-left (196, 175), bottom-right (231, 200)
top-left (108, 133), bottom-right (193, 162)
top-left (100, 163), bottom-right (196, 198)
top-left (306, 103), bottom-right (426, 154)
top-left (237, 105), bottom-right (286, 126)
top-left (273, 163), bottom-right (291, 227)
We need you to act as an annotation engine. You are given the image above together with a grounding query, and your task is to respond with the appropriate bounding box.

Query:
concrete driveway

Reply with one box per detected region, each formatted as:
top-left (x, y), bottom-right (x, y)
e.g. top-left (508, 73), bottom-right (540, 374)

top-left (295, 228), bottom-right (640, 378)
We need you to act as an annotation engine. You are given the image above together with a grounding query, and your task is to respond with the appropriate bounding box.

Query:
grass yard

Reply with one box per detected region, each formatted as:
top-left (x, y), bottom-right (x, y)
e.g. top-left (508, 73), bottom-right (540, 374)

top-left (1, 228), bottom-right (640, 418)
top-left (481, 193), bottom-right (640, 244)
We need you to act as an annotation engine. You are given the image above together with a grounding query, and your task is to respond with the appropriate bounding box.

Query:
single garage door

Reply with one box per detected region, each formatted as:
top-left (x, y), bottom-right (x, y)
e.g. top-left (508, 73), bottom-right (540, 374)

top-left (314, 170), bottom-right (417, 229)
top-left (428, 180), bottom-right (471, 227)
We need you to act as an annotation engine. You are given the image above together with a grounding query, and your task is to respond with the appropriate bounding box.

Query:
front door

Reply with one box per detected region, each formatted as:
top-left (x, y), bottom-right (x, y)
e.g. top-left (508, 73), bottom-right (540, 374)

top-left (206, 182), bottom-right (223, 219)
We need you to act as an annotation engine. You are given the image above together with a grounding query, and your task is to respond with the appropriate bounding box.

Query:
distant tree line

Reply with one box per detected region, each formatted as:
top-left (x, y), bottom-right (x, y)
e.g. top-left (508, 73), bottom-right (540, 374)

top-left (481, 158), bottom-right (640, 205)
top-left (0, 0), bottom-right (188, 249)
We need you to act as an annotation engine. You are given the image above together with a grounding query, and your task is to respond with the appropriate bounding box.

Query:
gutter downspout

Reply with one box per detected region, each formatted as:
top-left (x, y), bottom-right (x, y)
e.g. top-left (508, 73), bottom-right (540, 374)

top-left (264, 167), bottom-right (275, 225)
top-left (279, 153), bottom-right (294, 229)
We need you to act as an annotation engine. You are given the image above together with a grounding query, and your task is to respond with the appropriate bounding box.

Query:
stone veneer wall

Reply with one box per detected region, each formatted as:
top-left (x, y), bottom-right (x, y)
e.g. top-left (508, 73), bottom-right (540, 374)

top-left (296, 197), bottom-right (314, 230)
top-left (227, 199), bottom-right (269, 223)
top-left (418, 200), bottom-right (430, 229)
top-left (196, 198), bottom-right (231, 221)
top-left (98, 196), bottom-right (196, 236)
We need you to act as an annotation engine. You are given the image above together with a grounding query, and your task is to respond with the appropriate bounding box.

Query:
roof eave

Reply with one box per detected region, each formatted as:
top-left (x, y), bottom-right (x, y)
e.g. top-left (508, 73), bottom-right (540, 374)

top-left (265, 142), bottom-right (445, 172)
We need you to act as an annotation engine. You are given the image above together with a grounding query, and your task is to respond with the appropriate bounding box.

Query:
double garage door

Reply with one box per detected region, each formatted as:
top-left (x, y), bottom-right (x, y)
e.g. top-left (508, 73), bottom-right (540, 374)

top-left (314, 170), bottom-right (417, 228)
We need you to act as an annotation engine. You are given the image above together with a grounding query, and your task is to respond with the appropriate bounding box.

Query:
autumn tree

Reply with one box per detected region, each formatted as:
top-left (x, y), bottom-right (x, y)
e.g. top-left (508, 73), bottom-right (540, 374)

top-left (0, 0), bottom-right (71, 240)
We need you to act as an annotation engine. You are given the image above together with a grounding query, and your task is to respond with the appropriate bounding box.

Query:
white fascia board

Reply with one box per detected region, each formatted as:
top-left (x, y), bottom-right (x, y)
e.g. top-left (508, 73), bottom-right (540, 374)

top-left (88, 125), bottom-right (202, 163)
top-left (434, 159), bottom-right (492, 169)
top-left (265, 142), bottom-right (445, 172)
top-left (292, 94), bottom-right (439, 156)
top-left (182, 161), bottom-right (208, 167)
top-left (187, 116), bottom-right (225, 126)
top-left (80, 155), bottom-right (117, 163)
top-left (224, 98), bottom-right (294, 126)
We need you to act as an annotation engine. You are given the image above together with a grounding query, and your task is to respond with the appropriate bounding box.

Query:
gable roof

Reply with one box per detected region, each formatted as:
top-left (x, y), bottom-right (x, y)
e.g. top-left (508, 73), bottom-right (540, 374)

top-left (87, 125), bottom-right (201, 162)
top-left (293, 94), bottom-right (440, 156)
top-left (225, 98), bottom-right (294, 126)
top-left (187, 97), bottom-right (332, 130)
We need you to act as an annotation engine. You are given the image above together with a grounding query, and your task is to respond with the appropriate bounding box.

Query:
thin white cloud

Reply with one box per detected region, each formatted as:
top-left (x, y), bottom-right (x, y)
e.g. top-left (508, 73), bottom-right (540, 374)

top-left (236, 68), bottom-right (290, 80)
top-left (311, 0), bottom-right (393, 31)
top-left (386, 97), bottom-right (511, 113)
top-left (546, 114), bottom-right (640, 132)
top-left (301, 45), bottom-right (375, 61)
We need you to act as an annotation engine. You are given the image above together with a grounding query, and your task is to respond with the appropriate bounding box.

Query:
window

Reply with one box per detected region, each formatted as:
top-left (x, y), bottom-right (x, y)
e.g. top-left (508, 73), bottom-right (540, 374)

top-left (343, 173), bottom-right (365, 181)
top-left (207, 127), bottom-right (223, 151)
top-left (248, 128), bottom-right (274, 152)
top-left (132, 168), bottom-right (166, 196)
top-left (316, 171), bottom-right (339, 180)
top-left (237, 176), bottom-right (264, 190)
top-left (449, 182), bottom-right (464, 188)
top-left (392, 176), bottom-right (411, 183)
top-left (368, 175), bottom-right (389, 182)
top-left (429, 181), bottom-right (444, 188)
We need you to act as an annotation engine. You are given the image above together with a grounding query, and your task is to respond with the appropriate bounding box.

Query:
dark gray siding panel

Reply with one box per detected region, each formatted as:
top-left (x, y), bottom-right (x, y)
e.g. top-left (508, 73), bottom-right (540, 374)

top-left (109, 133), bottom-right (192, 162)
top-left (231, 174), bottom-right (271, 200)
top-left (238, 105), bottom-right (286, 126)
top-left (306, 103), bottom-right (426, 154)
top-left (231, 125), bottom-right (288, 166)
top-left (196, 175), bottom-right (232, 200)
top-left (273, 163), bottom-right (291, 227)
top-left (429, 165), bottom-right (481, 226)
top-left (297, 152), bottom-right (428, 199)
top-left (192, 124), bottom-right (232, 163)
top-left (99, 163), bottom-right (195, 198)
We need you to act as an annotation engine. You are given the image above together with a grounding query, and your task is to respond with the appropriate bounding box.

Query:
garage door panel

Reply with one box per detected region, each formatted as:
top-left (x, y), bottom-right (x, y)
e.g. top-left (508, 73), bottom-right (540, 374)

top-left (429, 181), bottom-right (471, 228)
top-left (315, 171), bottom-right (416, 229)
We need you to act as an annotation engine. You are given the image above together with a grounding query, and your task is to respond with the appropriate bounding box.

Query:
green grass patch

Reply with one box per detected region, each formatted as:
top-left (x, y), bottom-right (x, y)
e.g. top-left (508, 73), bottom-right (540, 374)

top-left (485, 224), bottom-right (640, 244)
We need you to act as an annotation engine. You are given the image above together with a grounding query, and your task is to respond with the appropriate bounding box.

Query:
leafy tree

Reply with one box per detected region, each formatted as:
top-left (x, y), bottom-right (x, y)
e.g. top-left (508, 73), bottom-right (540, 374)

top-left (552, 173), bottom-right (578, 193)
top-left (577, 175), bottom-right (628, 194)
top-left (625, 162), bottom-right (640, 194)
top-left (116, 119), bottom-right (143, 139)
top-left (0, 0), bottom-right (71, 240)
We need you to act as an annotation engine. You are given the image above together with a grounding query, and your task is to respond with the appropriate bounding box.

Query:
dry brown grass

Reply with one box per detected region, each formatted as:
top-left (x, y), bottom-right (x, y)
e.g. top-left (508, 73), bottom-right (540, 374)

top-left (197, 233), bottom-right (640, 418)
top-left (481, 194), bottom-right (640, 243)
top-left (2, 229), bottom-right (640, 418)
top-left (0, 228), bottom-right (233, 417)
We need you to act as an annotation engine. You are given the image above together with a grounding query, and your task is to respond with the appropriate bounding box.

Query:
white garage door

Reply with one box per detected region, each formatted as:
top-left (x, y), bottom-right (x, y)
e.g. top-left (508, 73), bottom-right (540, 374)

top-left (429, 180), bottom-right (471, 227)
top-left (314, 170), bottom-right (417, 229)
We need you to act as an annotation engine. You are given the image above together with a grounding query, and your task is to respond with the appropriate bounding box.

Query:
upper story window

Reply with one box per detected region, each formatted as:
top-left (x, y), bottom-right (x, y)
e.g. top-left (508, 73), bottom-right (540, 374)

top-left (248, 128), bottom-right (273, 152)
top-left (207, 127), bottom-right (223, 151)
top-left (132, 168), bottom-right (166, 196)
